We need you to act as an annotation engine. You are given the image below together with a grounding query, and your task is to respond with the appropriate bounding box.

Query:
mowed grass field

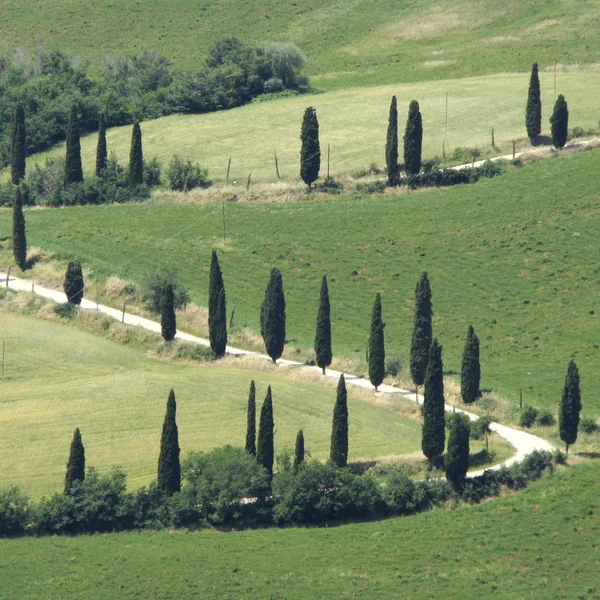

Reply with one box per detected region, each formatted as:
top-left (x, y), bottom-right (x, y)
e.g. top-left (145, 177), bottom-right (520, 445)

top-left (1, 461), bottom-right (598, 599)
top-left (1, 0), bottom-right (600, 88)
top-left (16, 72), bottom-right (600, 184)
top-left (0, 310), bottom-right (426, 498)
top-left (1, 150), bottom-right (598, 419)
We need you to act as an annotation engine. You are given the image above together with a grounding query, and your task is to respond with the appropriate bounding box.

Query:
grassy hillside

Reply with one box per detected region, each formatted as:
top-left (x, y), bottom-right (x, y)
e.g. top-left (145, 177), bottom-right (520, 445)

top-left (1, 461), bottom-right (598, 599)
top-left (0, 309), bottom-right (427, 497)
top-left (1, 0), bottom-right (600, 88)
top-left (17, 72), bottom-right (600, 184)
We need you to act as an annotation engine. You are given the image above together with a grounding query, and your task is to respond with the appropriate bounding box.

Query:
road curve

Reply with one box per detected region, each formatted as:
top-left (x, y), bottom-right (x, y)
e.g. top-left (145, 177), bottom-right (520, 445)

top-left (1, 272), bottom-right (555, 475)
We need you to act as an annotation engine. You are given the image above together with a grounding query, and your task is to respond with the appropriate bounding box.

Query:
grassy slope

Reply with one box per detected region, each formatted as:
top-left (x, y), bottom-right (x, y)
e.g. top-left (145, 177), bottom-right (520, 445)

top-left (0, 309), bottom-right (426, 497)
top-left (1, 0), bottom-right (600, 87)
top-left (14, 72), bottom-right (600, 184)
top-left (1, 461), bottom-right (598, 599)
top-left (2, 150), bottom-right (598, 418)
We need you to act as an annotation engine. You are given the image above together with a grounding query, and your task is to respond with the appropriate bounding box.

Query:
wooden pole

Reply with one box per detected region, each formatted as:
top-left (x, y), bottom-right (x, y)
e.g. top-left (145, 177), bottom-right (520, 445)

top-left (519, 388), bottom-right (523, 410)
top-left (122, 300), bottom-right (126, 324)
top-left (246, 172), bottom-right (252, 190)
top-left (512, 142), bottom-right (516, 160)
top-left (274, 150), bottom-right (280, 179)
top-left (229, 307), bottom-right (235, 329)
top-left (6, 266), bottom-right (11, 288)
top-left (442, 141), bottom-right (446, 159)
top-left (226, 157), bottom-right (231, 184)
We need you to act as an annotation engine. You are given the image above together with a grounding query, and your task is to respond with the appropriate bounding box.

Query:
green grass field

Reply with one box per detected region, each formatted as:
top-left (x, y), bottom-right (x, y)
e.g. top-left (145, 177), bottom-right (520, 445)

top-left (0, 309), bottom-right (430, 498)
top-left (1, 461), bottom-right (597, 599)
top-left (1, 0), bottom-right (600, 88)
top-left (14, 71), bottom-right (600, 184)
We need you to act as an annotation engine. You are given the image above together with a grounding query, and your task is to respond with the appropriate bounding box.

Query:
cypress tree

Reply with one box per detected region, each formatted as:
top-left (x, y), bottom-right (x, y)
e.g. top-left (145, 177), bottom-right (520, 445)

top-left (245, 380), bottom-right (256, 456)
top-left (403, 100), bottom-right (423, 178)
top-left (460, 325), bottom-right (481, 404)
top-left (368, 293), bottom-right (385, 391)
top-left (10, 103), bottom-right (26, 185)
top-left (314, 275), bottom-right (332, 375)
top-left (260, 267), bottom-right (286, 363)
top-left (157, 389), bottom-right (181, 494)
top-left (161, 283), bottom-right (177, 342)
top-left (550, 95), bottom-right (569, 150)
top-left (63, 260), bottom-right (84, 305)
top-left (445, 413), bottom-right (470, 490)
top-left (525, 62), bottom-right (542, 143)
top-left (293, 429), bottom-right (305, 470)
top-left (96, 113), bottom-right (108, 177)
top-left (256, 386), bottom-right (274, 477)
top-left (12, 186), bottom-right (27, 271)
top-left (64, 427), bottom-right (85, 494)
top-left (385, 95), bottom-right (399, 186)
top-left (64, 104), bottom-right (83, 184)
top-left (410, 272), bottom-right (433, 390)
top-left (208, 251), bottom-right (228, 357)
top-left (559, 360), bottom-right (582, 453)
top-left (421, 338), bottom-right (446, 463)
top-left (330, 374), bottom-right (349, 467)
top-left (300, 106), bottom-right (320, 189)
top-left (129, 120), bottom-right (144, 185)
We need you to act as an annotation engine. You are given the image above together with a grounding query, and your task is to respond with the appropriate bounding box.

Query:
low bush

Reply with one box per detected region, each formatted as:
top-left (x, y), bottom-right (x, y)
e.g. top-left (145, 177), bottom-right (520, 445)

top-left (519, 405), bottom-right (538, 428)
top-left (470, 415), bottom-right (493, 440)
top-left (166, 155), bottom-right (211, 192)
top-left (580, 417), bottom-right (599, 434)
top-left (535, 410), bottom-right (556, 427)
top-left (0, 487), bottom-right (30, 536)
top-left (54, 302), bottom-right (78, 319)
top-left (355, 180), bottom-right (386, 194)
top-left (384, 356), bottom-right (402, 377)
top-left (315, 178), bottom-right (344, 194)
top-left (142, 268), bottom-right (190, 314)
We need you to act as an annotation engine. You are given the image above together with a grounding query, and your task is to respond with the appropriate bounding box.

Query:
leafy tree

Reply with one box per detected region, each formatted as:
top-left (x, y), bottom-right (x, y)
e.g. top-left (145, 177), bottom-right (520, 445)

top-left (158, 389), bottom-right (181, 494)
top-left (245, 380), bottom-right (256, 456)
top-left (385, 96), bottom-right (399, 186)
top-left (12, 186), bottom-right (27, 271)
top-left (525, 62), bottom-right (542, 143)
top-left (422, 339), bottom-right (445, 463)
top-left (64, 428), bottom-right (85, 494)
top-left (208, 250), bottom-right (227, 357)
top-left (166, 155), bottom-right (210, 191)
top-left (368, 293), bottom-right (385, 391)
top-left (264, 42), bottom-right (306, 89)
top-left (294, 429), bottom-right (305, 470)
top-left (550, 95), bottom-right (569, 149)
top-left (63, 260), bottom-right (84, 305)
top-left (160, 283), bottom-right (177, 342)
top-left (460, 325), bottom-right (481, 404)
top-left (410, 272), bottom-right (433, 389)
top-left (403, 100), bottom-right (423, 178)
top-left (256, 386), bottom-right (274, 477)
top-left (314, 275), bottom-right (332, 374)
top-left (330, 374), bottom-right (349, 467)
top-left (96, 113), bottom-right (107, 177)
top-left (129, 121), bottom-right (144, 185)
top-left (10, 103), bottom-right (26, 185)
top-left (300, 106), bottom-right (320, 189)
top-left (142, 267), bottom-right (189, 314)
top-left (260, 267), bottom-right (286, 363)
top-left (445, 413), bottom-right (470, 490)
top-left (559, 360), bottom-right (582, 453)
top-left (64, 104), bottom-right (83, 184)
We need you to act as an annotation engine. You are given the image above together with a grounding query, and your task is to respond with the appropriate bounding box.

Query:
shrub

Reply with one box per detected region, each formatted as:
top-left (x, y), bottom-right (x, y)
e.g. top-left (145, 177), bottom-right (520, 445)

top-left (0, 487), bottom-right (30, 536)
top-left (519, 405), bottom-right (538, 428)
top-left (166, 155), bottom-right (211, 191)
top-left (263, 77), bottom-right (284, 93)
top-left (384, 355), bottom-right (402, 377)
top-left (470, 415), bottom-right (493, 440)
top-left (144, 157), bottom-right (162, 187)
top-left (536, 410), bottom-right (556, 427)
top-left (142, 268), bottom-right (190, 314)
top-left (130, 482), bottom-right (173, 530)
top-left (381, 466), bottom-right (427, 515)
top-left (315, 178), bottom-right (344, 194)
top-left (355, 180), bottom-right (386, 194)
top-left (54, 302), bottom-right (78, 319)
top-left (580, 417), bottom-right (599, 434)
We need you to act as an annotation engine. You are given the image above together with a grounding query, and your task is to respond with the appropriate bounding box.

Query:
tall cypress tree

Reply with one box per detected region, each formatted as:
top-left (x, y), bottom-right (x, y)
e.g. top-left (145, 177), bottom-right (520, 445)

top-left (161, 283), bottom-right (177, 342)
top-left (385, 95), bottom-right (399, 186)
top-left (403, 100), bottom-right (423, 178)
top-left (460, 325), bottom-right (481, 404)
top-left (63, 260), bottom-right (84, 305)
top-left (157, 389), bottom-right (181, 494)
top-left (421, 338), bottom-right (445, 463)
top-left (256, 386), bottom-right (274, 477)
top-left (314, 275), bottom-right (332, 375)
top-left (300, 106), bottom-right (320, 189)
top-left (260, 267), bottom-right (286, 363)
top-left (293, 429), bottom-right (305, 471)
top-left (64, 427), bottom-right (85, 494)
top-left (550, 95), bottom-right (569, 150)
top-left (410, 272), bottom-right (433, 390)
top-left (525, 62), bottom-right (542, 143)
top-left (368, 293), bottom-right (385, 391)
top-left (129, 121), bottom-right (144, 185)
top-left (559, 360), bottom-right (582, 453)
top-left (12, 186), bottom-right (27, 271)
top-left (445, 413), bottom-right (470, 490)
top-left (245, 380), bottom-right (256, 456)
top-left (64, 104), bottom-right (83, 184)
top-left (10, 103), bottom-right (26, 185)
top-left (330, 374), bottom-right (349, 467)
top-left (96, 113), bottom-right (108, 177)
top-left (208, 251), bottom-right (227, 357)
